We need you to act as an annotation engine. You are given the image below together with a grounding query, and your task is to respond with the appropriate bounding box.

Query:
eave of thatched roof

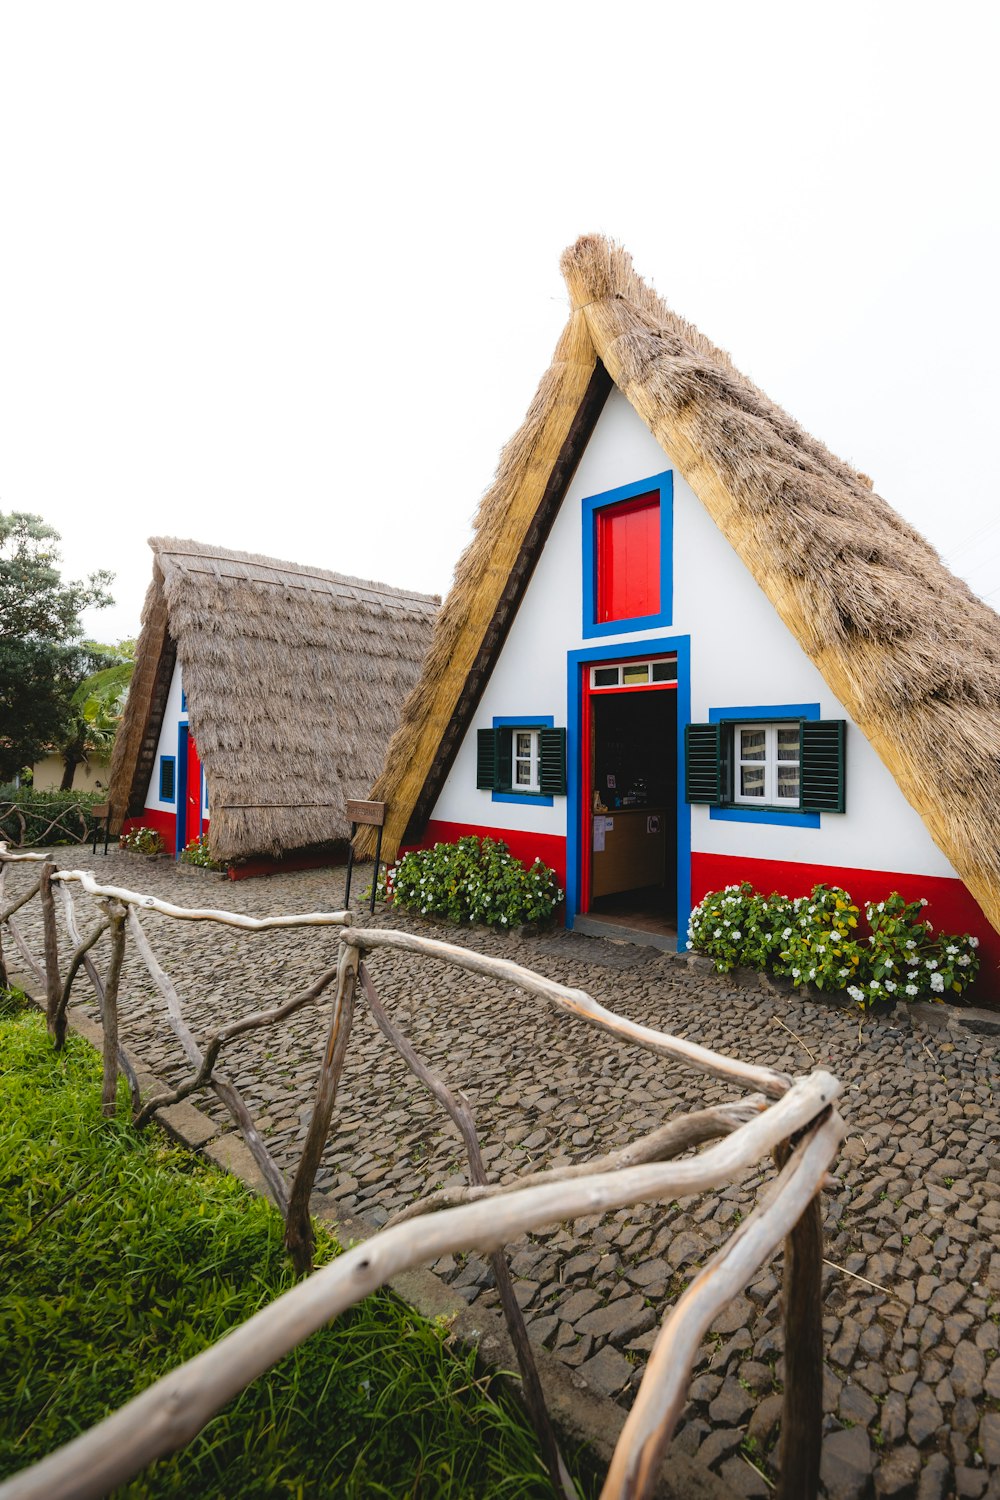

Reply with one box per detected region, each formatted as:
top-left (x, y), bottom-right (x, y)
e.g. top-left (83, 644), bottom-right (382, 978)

top-left (109, 539), bottom-right (438, 862)
top-left (366, 234), bottom-right (1000, 941)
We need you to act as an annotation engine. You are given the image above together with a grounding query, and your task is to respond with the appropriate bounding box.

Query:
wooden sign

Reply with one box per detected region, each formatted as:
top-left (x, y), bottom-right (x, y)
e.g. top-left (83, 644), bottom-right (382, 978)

top-left (345, 799), bottom-right (386, 827)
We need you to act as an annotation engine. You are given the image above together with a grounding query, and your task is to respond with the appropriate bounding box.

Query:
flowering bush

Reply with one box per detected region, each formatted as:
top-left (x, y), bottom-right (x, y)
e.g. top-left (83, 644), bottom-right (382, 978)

top-left (383, 837), bottom-right (564, 928)
top-left (686, 883), bottom-right (795, 972)
top-left (773, 885), bottom-right (867, 992)
top-left (179, 833), bottom-right (222, 870)
top-left (847, 893), bottom-right (980, 1007)
top-left (688, 881), bottom-right (980, 1008)
top-left (119, 825), bottom-right (165, 856)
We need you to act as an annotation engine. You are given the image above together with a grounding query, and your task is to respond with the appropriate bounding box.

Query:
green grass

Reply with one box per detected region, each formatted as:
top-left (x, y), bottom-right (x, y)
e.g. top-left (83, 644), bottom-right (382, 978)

top-left (0, 998), bottom-right (585, 1497)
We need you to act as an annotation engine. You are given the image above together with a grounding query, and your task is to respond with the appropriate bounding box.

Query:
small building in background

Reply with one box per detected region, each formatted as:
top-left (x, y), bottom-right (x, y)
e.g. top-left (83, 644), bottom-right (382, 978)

top-left (108, 538), bottom-right (438, 874)
top-left (31, 752), bottom-right (112, 794)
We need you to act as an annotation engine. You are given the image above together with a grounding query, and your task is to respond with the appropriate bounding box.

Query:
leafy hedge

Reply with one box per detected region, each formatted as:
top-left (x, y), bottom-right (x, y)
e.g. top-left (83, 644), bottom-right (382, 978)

top-left (0, 788), bottom-right (105, 847)
top-left (384, 837), bottom-right (564, 928)
top-left (688, 882), bottom-right (980, 1009)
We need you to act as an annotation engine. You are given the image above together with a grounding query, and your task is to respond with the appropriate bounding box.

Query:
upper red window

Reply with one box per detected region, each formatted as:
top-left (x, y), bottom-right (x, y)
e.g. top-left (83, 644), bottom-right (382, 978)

top-left (595, 493), bottom-right (660, 623)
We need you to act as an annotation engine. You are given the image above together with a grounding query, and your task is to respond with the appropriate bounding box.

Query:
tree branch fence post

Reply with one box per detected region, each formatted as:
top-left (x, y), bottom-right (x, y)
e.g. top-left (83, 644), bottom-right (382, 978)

top-left (284, 939), bottom-right (360, 1275)
top-left (774, 1135), bottom-right (825, 1500)
top-left (100, 902), bottom-right (127, 1118)
top-left (358, 959), bottom-right (575, 1500)
top-left (39, 862), bottom-right (62, 1044)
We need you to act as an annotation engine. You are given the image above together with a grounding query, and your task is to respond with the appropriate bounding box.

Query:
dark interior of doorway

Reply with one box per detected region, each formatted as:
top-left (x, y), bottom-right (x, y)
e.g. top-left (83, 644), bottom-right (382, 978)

top-left (588, 687), bottom-right (677, 937)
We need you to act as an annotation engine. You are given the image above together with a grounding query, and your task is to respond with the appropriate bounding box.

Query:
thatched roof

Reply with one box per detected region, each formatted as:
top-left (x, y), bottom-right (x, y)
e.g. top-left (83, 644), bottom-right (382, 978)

top-left (109, 538), bottom-right (438, 862)
top-left (365, 235), bottom-right (1000, 941)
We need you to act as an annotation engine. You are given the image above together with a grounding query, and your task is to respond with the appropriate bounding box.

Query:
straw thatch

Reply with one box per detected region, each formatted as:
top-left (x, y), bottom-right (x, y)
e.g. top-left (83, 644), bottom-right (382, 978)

top-left (109, 539), bottom-right (438, 863)
top-left (365, 234), bottom-right (1000, 941)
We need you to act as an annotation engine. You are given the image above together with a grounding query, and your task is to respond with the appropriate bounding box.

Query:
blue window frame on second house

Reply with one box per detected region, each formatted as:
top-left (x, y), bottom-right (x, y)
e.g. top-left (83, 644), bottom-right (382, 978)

top-left (581, 471), bottom-right (674, 638)
top-left (159, 755), bottom-right (176, 804)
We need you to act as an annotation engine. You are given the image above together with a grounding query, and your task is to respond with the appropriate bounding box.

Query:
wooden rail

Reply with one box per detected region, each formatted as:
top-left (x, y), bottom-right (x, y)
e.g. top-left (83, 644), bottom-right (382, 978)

top-left (0, 846), bottom-right (844, 1500)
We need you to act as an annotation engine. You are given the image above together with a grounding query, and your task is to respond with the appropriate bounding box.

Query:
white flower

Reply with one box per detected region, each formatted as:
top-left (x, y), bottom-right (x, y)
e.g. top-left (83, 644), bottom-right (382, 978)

top-left (959, 954), bottom-right (971, 967)
top-left (885, 980), bottom-right (896, 992)
top-left (905, 940), bottom-right (917, 950)
top-left (839, 967), bottom-right (850, 978)
top-left (930, 972), bottom-right (945, 993)
top-left (920, 898), bottom-right (929, 906)
top-left (877, 902), bottom-right (885, 912)
top-left (905, 984), bottom-right (919, 996)
top-left (782, 927), bottom-right (792, 940)
top-left (816, 943), bottom-right (826, 953)
top-left (733, 930), bottom-right (742, 940)
top-left (714, 929), bottom-right (723, 938)
top-left (686, 940), bottom-right (694, 950)
top-left (847, 985), bottom-right (864, 1002)
top-left (926, 959), bottom-right (938, 970)
top-left (792, 968), bottom-right (801, 979)
top-left (970, 936), bottom-right (980, 948)
top-left (946, 945), bottom-right (957, 956)
top-left (831, 930), bottom-right (844, 941)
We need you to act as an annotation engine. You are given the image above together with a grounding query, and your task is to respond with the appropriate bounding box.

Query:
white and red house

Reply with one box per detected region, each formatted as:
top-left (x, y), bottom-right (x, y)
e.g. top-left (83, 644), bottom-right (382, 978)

top-left (369, 237), bottom-right (1000, 989)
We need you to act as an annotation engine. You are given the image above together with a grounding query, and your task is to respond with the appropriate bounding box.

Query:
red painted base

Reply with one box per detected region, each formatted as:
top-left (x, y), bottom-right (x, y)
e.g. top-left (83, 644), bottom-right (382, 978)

top-left (414, 821), bottom-right (568, 889)
top-left (692, 852), bottom-right (1000, 999)
top-left (123, 809), bottom-right (177, 850)
top-left (227, 848), bottom-right (347, 881)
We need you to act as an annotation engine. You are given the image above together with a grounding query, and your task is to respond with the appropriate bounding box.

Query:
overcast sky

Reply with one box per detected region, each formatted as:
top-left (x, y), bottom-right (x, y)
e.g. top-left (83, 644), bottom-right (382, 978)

top-left (2, 2), bottom-right (998, 645)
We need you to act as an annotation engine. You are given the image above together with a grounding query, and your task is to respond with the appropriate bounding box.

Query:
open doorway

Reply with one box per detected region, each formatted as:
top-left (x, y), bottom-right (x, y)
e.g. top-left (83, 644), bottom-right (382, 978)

top-left (582, 657), bottom-right (677, 936)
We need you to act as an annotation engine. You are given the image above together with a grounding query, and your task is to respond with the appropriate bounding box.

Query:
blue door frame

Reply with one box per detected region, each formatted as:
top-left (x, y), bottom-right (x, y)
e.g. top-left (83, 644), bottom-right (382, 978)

top-left (565, 634), bottom-right (692, 952)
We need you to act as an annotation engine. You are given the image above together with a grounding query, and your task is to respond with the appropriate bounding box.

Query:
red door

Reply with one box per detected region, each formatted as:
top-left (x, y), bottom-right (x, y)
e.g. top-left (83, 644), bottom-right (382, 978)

top-left (186, 733), bottom-right (203, 845)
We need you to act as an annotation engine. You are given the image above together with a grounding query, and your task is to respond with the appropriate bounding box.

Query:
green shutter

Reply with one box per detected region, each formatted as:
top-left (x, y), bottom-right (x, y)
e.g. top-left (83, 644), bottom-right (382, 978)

top-left (539, 727), bottom-right (567, 796)
top-left (476, 729), bottom-right (496, 790)
top-left (684, 723), bottom-right (723, 805)
top-left (800, 720), bottom-right (846, 812)
top-left (495, 727), bottom-right (513, 792)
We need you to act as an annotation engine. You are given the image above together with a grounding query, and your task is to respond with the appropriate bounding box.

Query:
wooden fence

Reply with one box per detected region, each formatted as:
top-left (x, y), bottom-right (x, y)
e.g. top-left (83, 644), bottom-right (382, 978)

top-left (0, 846), bottom-right (845, 1500)
top-left (0, 798), bottom-right (99, 848)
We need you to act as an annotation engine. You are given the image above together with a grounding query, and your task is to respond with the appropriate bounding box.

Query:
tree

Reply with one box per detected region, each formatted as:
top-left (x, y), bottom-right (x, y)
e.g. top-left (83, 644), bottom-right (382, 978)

top-left (56, 640), bottom-right (136, 790)
top-left (0, 512), bottom-right (114, 783)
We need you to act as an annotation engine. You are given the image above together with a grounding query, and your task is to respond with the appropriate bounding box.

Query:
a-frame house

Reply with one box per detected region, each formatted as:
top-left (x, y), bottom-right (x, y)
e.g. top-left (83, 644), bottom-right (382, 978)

top-left (363, 236), bottom-right (1000, 986)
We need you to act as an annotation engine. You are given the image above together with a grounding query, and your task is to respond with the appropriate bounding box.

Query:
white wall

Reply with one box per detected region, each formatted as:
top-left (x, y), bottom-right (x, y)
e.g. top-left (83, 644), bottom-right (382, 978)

top-left (144, 662), bottom-right (187, 813)
top-left (430, 388), bottom-right (957, 880)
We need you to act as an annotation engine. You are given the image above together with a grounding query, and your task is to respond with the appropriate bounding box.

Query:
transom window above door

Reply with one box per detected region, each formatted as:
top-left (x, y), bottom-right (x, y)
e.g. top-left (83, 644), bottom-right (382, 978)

top-left (590, 657), bottom-right (677, 690)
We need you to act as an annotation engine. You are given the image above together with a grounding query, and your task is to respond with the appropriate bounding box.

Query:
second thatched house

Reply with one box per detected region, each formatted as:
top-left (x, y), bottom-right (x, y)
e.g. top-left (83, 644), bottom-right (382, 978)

top-left (108, 538), bottom-right (438, 871)
top-left (362, 235), bottom-right (1000, 985)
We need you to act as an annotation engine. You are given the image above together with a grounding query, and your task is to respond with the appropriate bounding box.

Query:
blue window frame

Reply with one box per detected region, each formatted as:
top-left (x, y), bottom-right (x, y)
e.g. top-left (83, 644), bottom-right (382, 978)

top-left (159, 755), bottom-right (176, 804)
top-left (581, 471), bottom-right (674, 638)
top-left (491, 715), bottom-right (555, 806)
top-left (708, 702), bottom-right (821, 828)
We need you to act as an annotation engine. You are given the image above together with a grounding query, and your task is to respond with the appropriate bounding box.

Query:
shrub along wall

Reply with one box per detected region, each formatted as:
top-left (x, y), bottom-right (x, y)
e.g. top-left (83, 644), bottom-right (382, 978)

top-left (687, 882), bottom-right (980, 1010)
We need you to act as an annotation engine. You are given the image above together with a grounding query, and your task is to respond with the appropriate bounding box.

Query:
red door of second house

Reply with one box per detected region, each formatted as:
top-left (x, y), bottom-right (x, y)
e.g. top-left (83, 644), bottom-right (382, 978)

top-left (186, 732), bottom-right (203, 845)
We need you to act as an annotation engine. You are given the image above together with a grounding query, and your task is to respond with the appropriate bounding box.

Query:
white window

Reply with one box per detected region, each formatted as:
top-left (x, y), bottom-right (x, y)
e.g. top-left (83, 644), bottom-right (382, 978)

top-left (734, 723), bottom-right (801, 807)
top-left (512, 729), bottom-right (540, 792)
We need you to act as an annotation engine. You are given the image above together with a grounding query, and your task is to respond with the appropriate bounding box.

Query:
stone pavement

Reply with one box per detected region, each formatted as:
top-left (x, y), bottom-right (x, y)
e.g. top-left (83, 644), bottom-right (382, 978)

top-left (7, 848), bottom-right (1000, 1499)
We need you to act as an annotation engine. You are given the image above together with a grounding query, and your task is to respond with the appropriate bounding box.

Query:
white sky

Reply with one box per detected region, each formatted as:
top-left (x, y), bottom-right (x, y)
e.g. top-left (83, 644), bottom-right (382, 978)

top-left (2, 2), bottom-right (998, 645)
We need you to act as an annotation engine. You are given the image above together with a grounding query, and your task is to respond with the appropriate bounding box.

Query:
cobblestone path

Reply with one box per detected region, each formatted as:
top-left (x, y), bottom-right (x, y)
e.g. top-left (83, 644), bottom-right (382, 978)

top-left (6, 849), bottom-right (1000, 1499)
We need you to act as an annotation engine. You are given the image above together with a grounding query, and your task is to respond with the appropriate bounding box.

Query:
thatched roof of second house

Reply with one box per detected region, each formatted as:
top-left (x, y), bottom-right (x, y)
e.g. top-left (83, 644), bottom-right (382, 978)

top-left (108, 538), bottom-right (438, 862)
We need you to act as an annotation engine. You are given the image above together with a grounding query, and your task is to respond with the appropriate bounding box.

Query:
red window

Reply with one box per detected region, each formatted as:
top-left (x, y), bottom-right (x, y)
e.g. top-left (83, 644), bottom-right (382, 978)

top-left (595, 493), bottom-right (660, 623)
